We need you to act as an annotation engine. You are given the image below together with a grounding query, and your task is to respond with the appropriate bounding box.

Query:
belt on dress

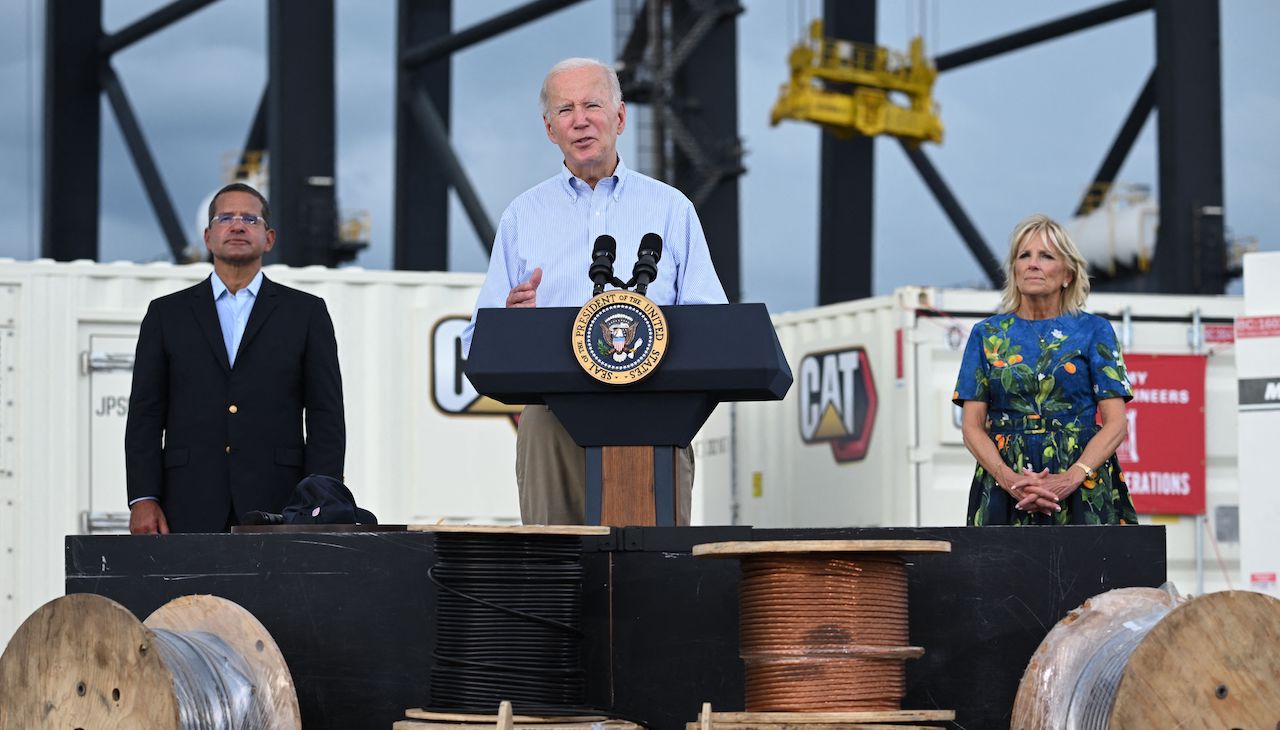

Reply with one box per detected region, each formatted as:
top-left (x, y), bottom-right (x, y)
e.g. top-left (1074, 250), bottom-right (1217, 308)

top-left (986, 415), bottom-right (1097, 435)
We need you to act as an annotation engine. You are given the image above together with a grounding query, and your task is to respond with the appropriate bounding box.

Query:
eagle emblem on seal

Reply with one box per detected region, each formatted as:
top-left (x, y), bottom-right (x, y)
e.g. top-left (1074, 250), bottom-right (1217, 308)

top-left (598, 313), bottom-right (644, 362)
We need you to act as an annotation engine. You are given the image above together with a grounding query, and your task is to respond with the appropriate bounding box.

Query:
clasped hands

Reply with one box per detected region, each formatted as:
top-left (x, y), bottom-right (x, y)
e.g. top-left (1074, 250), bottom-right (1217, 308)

top-left (1004, 467), bottom-right (1083, 515)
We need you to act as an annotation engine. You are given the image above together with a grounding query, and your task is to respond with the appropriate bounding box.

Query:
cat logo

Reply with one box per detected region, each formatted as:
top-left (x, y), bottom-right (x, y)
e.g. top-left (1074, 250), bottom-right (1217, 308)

top-left (797, 347), bottom-right (878, 463)
top-left (432, 317), bottom-right (521, 425)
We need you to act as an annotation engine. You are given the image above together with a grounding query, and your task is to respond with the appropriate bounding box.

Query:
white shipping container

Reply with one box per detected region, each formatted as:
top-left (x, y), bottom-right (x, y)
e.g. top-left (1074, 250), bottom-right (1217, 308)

top-left (1237, 251), bottom-right (1280, 598)
top-left (692, 287), bottom-right (1242, 596)
top-left (0, 260), bottom-right (524, 648)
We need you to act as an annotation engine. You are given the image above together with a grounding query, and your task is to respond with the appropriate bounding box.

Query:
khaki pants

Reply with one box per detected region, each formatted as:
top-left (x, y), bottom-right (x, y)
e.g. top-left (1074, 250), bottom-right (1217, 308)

top-left (516, 405), bottom-right (694, 525)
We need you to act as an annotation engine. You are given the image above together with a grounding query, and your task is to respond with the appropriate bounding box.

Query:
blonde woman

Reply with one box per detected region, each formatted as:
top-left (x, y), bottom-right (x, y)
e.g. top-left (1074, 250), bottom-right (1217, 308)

top-left (952, 214), bottom-right (1138, 525)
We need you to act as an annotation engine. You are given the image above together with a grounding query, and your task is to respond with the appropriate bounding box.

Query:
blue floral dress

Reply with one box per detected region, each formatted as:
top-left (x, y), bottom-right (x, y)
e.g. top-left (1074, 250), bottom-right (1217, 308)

top-left (952, 311), bottom-right (1139, 526)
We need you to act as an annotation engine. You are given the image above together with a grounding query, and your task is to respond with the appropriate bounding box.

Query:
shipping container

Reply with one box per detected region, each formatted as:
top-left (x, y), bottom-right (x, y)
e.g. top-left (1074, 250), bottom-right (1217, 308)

top-left (691, 287), bottom-right (1243, 597)
top-left (1237, 251), bottom-right (1280, 599)
top-left (0, 260), bottom-right (525, 647)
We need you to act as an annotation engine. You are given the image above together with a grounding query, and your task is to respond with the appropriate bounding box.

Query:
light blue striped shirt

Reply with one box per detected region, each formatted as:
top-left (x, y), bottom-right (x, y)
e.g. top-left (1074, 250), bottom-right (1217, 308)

top-left (212, 269), bottom-right (263, 366)
top-left (462, 159), bottom-right (727, 355)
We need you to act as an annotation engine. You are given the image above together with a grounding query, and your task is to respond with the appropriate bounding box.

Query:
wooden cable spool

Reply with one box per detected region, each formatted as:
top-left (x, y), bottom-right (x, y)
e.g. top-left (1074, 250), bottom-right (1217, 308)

top-left (1012, 587), bottom-right (1280, 729)
top-left (693, 540), bottom-right (951, 715)
top-left (0, 593), bottom-right (300, 729)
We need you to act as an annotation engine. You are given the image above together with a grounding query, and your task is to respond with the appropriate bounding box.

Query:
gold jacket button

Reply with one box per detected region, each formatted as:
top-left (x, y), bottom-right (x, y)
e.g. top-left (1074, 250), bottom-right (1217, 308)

top-left (228, 404), bottom-right (238, 414)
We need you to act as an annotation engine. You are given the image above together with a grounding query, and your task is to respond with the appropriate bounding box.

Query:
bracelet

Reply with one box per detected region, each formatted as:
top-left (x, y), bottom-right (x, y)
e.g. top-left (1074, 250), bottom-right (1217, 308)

top-left (1072, 462), bottom-right (1095, 478)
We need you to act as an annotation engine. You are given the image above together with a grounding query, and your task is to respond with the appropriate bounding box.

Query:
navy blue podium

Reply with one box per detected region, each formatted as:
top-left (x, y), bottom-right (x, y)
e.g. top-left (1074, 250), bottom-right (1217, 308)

top-left (466, 304), bottom-right (792, 525)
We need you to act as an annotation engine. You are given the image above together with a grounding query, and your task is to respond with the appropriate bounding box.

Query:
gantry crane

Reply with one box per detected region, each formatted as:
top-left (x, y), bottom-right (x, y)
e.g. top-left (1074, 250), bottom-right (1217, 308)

top-left (771, 19), bottom-right (943, 146)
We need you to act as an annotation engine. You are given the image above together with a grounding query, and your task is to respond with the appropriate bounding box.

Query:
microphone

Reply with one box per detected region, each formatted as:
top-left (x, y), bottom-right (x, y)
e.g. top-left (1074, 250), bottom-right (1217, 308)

top-left (632, 233), bottom-right (663, 295)
top-left (589, 234), bottom-right (617, 295)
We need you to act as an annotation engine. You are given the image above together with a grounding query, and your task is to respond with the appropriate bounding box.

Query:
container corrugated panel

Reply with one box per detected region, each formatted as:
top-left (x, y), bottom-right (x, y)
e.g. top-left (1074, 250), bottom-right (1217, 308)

top-left (695, 286), bottom-right (1243, 596)
top-left (739, 292), bottom-right (908, 529)
top-left (0, 260), bottom-right (518, 648)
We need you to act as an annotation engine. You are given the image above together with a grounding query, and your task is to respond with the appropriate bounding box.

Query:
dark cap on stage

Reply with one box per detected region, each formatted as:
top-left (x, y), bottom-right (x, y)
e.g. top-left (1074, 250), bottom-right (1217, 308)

top-left (281, 474), bottom-right (378, 525)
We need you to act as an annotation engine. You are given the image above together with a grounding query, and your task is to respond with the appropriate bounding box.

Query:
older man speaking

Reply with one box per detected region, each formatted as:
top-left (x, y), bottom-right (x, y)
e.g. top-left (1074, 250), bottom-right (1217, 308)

top-left (462, 57), bottom-right (727, 526)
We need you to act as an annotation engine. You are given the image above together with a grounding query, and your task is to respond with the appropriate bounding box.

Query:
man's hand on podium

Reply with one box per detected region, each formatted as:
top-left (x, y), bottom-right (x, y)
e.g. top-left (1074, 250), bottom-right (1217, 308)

top-left (506, 267), bottom-right (543, 308)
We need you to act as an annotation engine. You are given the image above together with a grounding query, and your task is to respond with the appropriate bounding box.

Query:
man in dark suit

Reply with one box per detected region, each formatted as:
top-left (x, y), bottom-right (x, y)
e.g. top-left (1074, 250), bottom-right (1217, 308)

top-left (125, 182), bottom-right (345, 534)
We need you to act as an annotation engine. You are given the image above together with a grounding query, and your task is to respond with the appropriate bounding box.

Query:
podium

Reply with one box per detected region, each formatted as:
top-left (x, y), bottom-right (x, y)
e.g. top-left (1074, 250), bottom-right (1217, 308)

top-left (466, 303), bottom-right (792, 526)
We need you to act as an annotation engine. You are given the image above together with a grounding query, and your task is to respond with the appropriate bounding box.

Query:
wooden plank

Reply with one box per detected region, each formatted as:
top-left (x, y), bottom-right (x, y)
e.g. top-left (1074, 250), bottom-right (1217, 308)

top-left (601, 445), bottom-right (656, 526)
top-left (497, 701), bottom-right (514, 730)
top-left (692, 540), bottom-right (952, 557)
top-left (703, 711), bottom-right (955, 722)
top-left (408, 524), bottom-right (611, 535)
top-left (394, 717), bottom-right (640, 722)
top-left (687, 724), bottom-right (945, 730)
top-left (406, 709), bottom-right (611, 723)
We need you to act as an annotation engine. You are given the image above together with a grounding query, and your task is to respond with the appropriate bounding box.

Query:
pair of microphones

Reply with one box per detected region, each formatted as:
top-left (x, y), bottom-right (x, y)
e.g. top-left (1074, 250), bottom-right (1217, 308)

top-left (589, 233), bottom-right (663, 296)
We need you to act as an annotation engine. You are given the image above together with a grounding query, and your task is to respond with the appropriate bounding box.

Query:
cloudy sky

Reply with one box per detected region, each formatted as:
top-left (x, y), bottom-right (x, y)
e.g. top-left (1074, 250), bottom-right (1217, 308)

top-left (2, 0), bottom-right (1276, 312)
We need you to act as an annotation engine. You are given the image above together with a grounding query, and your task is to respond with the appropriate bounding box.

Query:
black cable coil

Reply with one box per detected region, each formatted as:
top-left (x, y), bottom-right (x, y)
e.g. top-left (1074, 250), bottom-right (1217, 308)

top-left (428, 532), bottom-right (587, 714)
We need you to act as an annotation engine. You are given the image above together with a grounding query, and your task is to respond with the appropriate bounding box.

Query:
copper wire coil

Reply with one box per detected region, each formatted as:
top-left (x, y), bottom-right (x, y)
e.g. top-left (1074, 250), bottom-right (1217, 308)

top-left (741, 625), bottom-right (907, 648)
top-left (744, 657), bottom-right (906, 712)
top-left (737, 553), bottom-right (914, 712)
top-left (741, 646), bottom-right (924, 660)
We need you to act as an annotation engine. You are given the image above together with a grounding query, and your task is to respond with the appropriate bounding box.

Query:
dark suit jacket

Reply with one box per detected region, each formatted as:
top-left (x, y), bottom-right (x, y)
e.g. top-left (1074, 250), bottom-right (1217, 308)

top-left (125, 274), bottom-right (345, 532)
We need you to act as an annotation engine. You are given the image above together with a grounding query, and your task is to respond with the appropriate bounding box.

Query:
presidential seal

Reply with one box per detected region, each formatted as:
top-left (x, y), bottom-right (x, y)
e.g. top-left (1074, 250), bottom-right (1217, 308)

top-left (572, 291), bottom-right (668, 385)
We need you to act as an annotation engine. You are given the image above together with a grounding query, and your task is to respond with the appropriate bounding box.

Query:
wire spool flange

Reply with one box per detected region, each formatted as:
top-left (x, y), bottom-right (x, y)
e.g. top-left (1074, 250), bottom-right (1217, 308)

top-left (1013, 587), bottom-right (1280, 729)
top-left (0, 593), bottom-right (300, 729)
top-left (1108, 590), bottom-right (1280, 728)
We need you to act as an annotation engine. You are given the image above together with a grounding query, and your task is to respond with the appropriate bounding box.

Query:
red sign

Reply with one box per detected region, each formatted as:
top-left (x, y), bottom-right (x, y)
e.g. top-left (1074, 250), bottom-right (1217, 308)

top-left (1115, 354), bottom-right (1207, 515)
top-left (1203, 324), bottom-right (1235, 344)
top-left (1236, 316), bottom-right (1280, 339)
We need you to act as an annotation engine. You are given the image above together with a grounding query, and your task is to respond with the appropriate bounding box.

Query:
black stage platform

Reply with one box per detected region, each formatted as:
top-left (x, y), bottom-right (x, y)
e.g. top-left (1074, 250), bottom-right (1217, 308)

top-left (64, 525), bottom-right (1165, 730)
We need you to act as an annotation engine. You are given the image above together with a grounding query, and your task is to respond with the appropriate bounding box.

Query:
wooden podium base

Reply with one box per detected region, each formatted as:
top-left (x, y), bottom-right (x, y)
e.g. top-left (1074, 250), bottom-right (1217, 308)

top-left (585, 445), bottom-right (678, 526)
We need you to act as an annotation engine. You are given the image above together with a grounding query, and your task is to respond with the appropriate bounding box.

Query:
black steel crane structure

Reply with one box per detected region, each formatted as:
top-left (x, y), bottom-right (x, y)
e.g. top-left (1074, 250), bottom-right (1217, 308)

top-left (42, 0), bottom-right (1222, 304)
top-left (44, 0), bottom-right (362, 267)
top-left (818, 0), bottom-right (1225, 303)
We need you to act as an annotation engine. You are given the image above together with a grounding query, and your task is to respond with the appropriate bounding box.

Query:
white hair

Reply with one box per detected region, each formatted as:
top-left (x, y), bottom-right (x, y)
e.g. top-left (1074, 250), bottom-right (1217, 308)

top-left (539, 57), bottom-right (623, 117)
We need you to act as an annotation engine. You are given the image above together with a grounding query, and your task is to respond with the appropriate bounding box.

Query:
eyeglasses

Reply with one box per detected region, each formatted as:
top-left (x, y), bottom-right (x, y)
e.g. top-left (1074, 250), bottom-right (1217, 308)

top-left (210, 214), bottom-right (265, 227)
